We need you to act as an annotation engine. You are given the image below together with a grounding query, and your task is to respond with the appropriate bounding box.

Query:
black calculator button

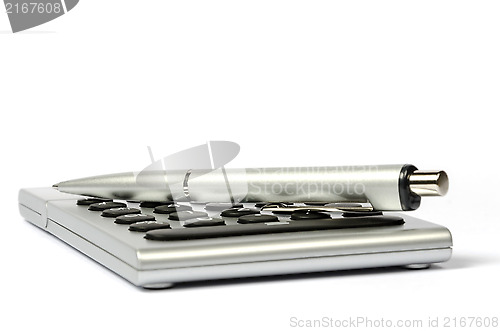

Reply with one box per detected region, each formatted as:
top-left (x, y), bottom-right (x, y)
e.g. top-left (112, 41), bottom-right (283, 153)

top-left (183, 217), bottom-right (226, 228)
top-left (237, 214), bottom-right (279, 224)
top-left (169, 211), bottom-right (209, 221)
top-left (290, 210), bottom-right (332, 220)
top-left (304, 202), bottom-right (328, 206)
top-left (342, 211), bottom-right (383, 217)
top-left (77, 198), bottom-right (112, 205)
top-left (128, 221), bottom-right (171, 232)
top-left (101, 207), bottom-right (141, 218)
top-left (204, 202), bottom-right (243, 211)
top-left (140, 201), bottom-right (175, 208)
top-left (88, 201), bottom-right (127, 211)
top-left (254, 202), bottom-right (269, 208)
top-left (153, 204), bottom-right (192, 214)
top-left (255, 202), bottom-right (294, 208)
top-left (144, 216), bottom-right (405, 241)
top-left (115, 214), bottom-right (155, 225)
top-left (220, 208), bottom-right (260, 217)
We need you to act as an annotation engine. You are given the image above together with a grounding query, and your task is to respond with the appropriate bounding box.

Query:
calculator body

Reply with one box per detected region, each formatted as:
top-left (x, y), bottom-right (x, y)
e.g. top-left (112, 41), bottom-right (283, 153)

top-left (18, 188), bottom-right (453, 289)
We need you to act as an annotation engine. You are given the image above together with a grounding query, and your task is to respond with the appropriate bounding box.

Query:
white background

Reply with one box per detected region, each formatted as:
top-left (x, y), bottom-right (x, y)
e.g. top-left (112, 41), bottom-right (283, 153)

top-left (1, 1), bottom-right (499, 330)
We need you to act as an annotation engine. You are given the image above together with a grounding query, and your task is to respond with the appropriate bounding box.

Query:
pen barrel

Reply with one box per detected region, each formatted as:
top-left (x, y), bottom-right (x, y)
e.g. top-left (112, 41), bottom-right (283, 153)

top-left (55, 171), bottom-right (187, 202)
top-left (55, 164), bottom-right (445, 211)
top-left (187, 164), bottom-right (421, 211)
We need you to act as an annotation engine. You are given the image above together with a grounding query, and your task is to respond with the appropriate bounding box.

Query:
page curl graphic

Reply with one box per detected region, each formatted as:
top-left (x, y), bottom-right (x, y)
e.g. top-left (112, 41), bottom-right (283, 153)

top-left (4, 0), bottom-right (79, 33)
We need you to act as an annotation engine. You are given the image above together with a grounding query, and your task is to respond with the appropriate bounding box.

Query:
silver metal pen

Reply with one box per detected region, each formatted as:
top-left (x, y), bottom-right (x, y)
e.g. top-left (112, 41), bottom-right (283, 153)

top-left (53, 164), bottom-right (448, 211)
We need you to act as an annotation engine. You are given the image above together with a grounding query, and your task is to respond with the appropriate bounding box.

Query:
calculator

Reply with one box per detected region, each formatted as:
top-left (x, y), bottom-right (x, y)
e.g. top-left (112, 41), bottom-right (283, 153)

top-left (18, 187), bottom-right (453, 289)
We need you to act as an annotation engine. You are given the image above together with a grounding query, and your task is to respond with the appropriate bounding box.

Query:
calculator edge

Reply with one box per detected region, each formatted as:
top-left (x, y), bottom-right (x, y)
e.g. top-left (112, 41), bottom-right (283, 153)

top-left (18, 187), bottom-right (453, 288)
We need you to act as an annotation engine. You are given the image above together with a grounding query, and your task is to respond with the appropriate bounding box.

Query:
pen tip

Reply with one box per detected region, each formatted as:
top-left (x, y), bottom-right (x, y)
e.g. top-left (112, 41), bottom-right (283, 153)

top-left (52, 184), bottom-right (59, 188)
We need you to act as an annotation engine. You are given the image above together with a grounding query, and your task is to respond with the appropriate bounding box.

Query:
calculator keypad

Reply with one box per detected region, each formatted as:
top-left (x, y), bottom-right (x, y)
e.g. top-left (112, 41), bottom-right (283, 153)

top-left (220, 208), bottom-right (260, 217)
top-left (88, 201), bottom-right (127, 211)
top-left (153, 204), bottom-right (192, 214)
top-left (128, 221), bottom-right (172, 232)
top-left (115, 214), bottom-right (156, 224)
top-left (77, 198), bottom-right (113, 205)
top-left (204, 202), bottom-right (243, 211)
top-left (168, 211), bottom-right (209, 221)
top-left (80, 199), bottom-right (405, 241)
top-left (183, 217), bottom-right (226, 228)
top-left (101, 207), bottom-right (141, 218)
top-left (237, 214), bottom-right (279, 224)
top-left (290, 210), bottom-right (332, 220)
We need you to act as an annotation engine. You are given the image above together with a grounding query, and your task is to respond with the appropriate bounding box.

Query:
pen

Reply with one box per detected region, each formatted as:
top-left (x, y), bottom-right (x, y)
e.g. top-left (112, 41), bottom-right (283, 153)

top-left (53, 164), bottom-right (448, 211)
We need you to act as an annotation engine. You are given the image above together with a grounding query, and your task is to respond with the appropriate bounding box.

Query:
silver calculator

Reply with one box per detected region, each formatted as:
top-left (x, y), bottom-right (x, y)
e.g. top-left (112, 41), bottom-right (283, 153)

top-left (18, 187), bottom-right (452, 289)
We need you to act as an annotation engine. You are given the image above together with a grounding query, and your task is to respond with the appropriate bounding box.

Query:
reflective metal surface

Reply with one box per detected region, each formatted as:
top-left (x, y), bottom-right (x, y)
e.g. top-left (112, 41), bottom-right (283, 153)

top-left (54, 165), bottom-right (449, 211)
top-left (19, 188), bottom-right (453, 288)
top-left (187, 165), bottom-right (405, 210)
top-left (409, 170), bottom-right (449, 196)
